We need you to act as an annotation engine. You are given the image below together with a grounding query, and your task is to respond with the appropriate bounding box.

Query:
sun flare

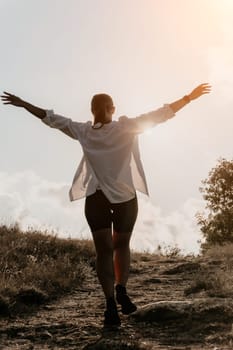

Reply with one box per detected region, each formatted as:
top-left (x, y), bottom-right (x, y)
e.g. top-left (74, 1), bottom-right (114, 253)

top-left (213, 0), bottom-right (233, 11)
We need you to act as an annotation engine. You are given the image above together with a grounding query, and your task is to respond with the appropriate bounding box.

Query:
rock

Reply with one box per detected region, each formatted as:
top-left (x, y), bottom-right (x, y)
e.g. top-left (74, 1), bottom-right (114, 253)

top-left (144, 278), bottom-right (162, 284)
top-left (130, 299), bottom-right (233, 324)
top-left (131, 301), bottom-right (192, 322)
top-left (162, 262), bottom-right (201, 275)
top-left (39, 330), bottom-right (53, 339)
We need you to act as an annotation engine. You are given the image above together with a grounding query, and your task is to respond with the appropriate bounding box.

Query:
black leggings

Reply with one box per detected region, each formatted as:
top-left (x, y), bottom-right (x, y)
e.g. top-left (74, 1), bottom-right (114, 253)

top-left (85, 190), bottom-right (138, 233)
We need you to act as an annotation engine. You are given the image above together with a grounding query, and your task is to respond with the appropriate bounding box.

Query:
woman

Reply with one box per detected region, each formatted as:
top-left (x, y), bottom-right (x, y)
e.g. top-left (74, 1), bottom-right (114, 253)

top-left (1, 83), bottom-right (211, 326)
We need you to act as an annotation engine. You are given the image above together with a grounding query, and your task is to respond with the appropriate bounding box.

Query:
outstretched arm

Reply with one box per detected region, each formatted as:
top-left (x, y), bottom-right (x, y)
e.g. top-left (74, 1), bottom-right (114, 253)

top-left (119, 83), bottom-right (211, 134)
top-left (169, 83), bottom-right (211, 113)
top-left (1, 91), bottom-right (46, 119)
top-left (1, 91), bottom-right (83, 140)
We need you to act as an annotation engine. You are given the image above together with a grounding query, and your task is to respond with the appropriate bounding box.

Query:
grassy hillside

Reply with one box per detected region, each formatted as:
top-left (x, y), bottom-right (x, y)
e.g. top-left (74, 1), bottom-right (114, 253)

top-left (1, 225), bottom-right (233, 348)
top-left (1, 223), bottom-right (233, 317)
top-left (0, 224), bottom-right (95, 316)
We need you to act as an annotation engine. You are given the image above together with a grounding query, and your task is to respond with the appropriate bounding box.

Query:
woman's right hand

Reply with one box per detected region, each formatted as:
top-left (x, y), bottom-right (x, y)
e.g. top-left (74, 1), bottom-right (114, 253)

top-left (1, 91), bottom-right (25, 107)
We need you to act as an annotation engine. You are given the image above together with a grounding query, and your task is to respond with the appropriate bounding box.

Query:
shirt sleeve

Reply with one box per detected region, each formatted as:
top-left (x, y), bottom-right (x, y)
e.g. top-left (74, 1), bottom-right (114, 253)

top-left (41, 110), bottom-right (84, 140)
top-left (118, 104), bottom-right (175, 134)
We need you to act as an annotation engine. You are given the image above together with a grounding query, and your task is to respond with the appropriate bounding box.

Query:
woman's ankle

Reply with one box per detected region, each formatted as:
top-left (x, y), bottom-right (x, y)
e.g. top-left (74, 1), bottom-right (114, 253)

top-left (116, 284), bottom-right (127, 295)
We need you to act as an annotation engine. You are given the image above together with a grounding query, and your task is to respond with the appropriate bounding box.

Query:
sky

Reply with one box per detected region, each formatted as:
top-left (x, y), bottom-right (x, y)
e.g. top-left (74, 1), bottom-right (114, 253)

top-left (0, 0), bottom-right (232, 254)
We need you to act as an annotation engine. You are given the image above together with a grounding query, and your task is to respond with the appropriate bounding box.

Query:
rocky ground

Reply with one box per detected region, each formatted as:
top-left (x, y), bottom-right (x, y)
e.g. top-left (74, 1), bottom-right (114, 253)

top-left (0, 254), bottom-right (233, 350)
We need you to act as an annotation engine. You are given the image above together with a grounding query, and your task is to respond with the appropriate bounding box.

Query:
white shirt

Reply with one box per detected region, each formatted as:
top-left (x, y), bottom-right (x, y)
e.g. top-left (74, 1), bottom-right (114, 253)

top-left (42, 104), bottom-right (175, 203)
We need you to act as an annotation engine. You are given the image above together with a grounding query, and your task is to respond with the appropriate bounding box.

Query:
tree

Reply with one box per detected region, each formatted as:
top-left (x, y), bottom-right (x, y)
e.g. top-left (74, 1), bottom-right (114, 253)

top-left (197, 158), bottom-right (233, 249)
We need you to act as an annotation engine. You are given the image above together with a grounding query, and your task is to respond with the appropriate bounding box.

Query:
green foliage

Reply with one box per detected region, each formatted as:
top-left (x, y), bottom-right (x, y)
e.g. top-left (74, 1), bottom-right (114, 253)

top-left (197, 158), bottom-right (233, 249)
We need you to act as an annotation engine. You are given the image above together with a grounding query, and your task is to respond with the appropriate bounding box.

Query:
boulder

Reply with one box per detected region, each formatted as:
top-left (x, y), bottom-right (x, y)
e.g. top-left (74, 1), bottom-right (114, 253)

top-left (162, 262), bottom-right (201, 275)
top-left (130, 299), bottom-right (233, 324)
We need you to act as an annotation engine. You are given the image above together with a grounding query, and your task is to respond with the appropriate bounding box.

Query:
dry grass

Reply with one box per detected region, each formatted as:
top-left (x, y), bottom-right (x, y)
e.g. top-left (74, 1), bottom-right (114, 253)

top-left (185, 244), bottom-right (233, 298)
top-left (3, 221), bottom-right (233, 318)
top-left (0, 224), bottom-right (95, 315)
top-left (131, 244), bottom-right (186, 264)
top-left (205, 243), bottom-right (233, 263)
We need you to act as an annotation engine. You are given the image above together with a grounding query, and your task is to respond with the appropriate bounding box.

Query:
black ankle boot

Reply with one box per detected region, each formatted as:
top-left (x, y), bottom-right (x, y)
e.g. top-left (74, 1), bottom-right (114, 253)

top-left (104, 297), bottom-right (121, 326)
top-left (115, 285), bottom-right (137, 315)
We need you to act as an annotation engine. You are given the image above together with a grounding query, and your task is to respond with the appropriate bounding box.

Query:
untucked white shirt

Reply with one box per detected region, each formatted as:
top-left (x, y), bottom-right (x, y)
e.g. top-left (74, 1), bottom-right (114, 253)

top-left (42, 104), bottom-right (175, 203)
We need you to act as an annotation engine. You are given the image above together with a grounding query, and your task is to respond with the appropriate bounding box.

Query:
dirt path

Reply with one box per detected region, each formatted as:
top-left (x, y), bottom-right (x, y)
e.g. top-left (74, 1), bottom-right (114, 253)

top-left (0, 255), bottom-right (232, 349)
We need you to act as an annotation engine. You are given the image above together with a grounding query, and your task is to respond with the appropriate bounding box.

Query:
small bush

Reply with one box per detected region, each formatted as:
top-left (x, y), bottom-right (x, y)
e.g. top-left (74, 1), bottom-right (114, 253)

top-left (185, 244), bottom-right (233, 298)
top-left (15, 287), bottom-right (48, 305)
top-left (159, 244), bottom-right (183, 258)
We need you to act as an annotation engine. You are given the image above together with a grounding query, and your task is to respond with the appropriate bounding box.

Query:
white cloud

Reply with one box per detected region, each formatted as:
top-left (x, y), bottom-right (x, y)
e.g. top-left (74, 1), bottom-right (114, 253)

top-left (133, 196), bottom-right (204, 255)
top-left (0, 171), bottom-right (205, 255)
top-left (0, 170), bottom-right (88, 238)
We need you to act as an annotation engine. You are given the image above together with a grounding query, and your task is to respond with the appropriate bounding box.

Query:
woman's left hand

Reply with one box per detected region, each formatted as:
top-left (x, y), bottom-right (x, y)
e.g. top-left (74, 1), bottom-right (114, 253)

top-left (189, 83), bottom-right (211, 101)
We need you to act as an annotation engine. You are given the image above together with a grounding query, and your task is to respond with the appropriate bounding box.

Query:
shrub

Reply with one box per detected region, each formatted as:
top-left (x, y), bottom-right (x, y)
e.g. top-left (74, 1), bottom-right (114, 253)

top-left (185, 244), bottom-right (233, 298)
top-left (197, 158), bottom-right (233, 250)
